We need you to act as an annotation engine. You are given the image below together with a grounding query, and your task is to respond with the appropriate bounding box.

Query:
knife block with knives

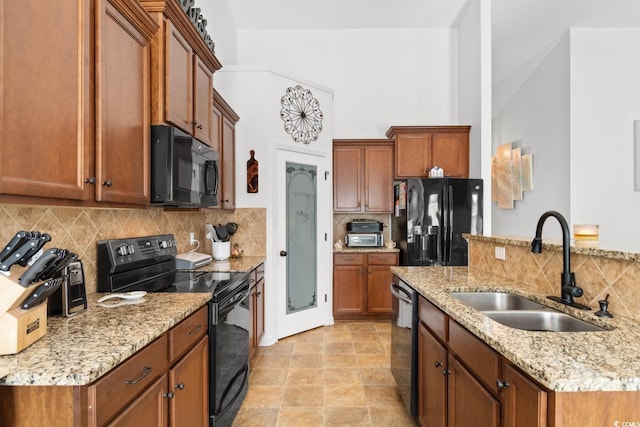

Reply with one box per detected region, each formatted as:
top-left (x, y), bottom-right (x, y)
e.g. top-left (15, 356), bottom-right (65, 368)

top-left (0, 269), bottom-right (48, 355)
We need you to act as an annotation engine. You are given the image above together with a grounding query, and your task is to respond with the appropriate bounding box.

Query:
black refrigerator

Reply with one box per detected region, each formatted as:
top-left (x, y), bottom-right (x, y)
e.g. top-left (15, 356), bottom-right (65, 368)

top-left (392, 178), bottom-right (483, 266)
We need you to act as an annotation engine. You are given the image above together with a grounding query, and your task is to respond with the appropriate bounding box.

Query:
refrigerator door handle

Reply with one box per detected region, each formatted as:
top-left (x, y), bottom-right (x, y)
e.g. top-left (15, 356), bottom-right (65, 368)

top-left (446, 184), bottom-right (454, 264)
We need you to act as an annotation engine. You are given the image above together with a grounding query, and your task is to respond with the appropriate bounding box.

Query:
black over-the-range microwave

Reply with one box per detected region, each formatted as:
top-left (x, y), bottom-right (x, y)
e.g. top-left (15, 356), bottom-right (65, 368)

top-left (150, 125), bottom-right (219, 208)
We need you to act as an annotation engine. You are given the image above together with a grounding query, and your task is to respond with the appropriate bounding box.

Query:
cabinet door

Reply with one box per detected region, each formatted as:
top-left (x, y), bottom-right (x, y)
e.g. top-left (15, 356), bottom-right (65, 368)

top-left (256, 278), bottom-right (265, 345)
top-left (0, 0), bottom-right (92, 201)
top-left (500, 362), bottom-right (547, 427)
top-left (108, 375), bottom-right (169, 427)
top-left (165, 22), bottom-right (193, 133)
top-left (367, 265), bottom-right (394, 314)
top-left (333, 265), bottom-right (366, 315)
top-left (418, 323), bottom-right (447, 427)
top-left (431, 133), bottom-right (469, 178)
top-left (193, 57), bottom-right (213, 145)
top-left (333, 146), bottom-right (362, 212)
top-left (447, 355), bottom-right (500, 427)
top-left (364, 145), bottom-right (394, 213)
top-left (395, 133), bottom-right (432, 178)
top-left (96, 0), bottom-right (150, 205)
top-left (169, 336), bottom-right (208, 427)
top-left (221, 116), bottom-right (236, 210)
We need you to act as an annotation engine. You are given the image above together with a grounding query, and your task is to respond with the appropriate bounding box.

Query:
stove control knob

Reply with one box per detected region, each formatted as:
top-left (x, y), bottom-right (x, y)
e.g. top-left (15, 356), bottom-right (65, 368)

top-left (116, 245), bottom-right (128, 256)
top-left (159, 240), bottom-right (168, 249)
top-left (128, 244), bottom-right (135, 255)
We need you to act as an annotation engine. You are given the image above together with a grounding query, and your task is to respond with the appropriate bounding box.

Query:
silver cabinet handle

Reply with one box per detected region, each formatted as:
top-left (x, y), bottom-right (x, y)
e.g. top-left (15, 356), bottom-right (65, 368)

top-left (125, 367), bottom-right (152, 384)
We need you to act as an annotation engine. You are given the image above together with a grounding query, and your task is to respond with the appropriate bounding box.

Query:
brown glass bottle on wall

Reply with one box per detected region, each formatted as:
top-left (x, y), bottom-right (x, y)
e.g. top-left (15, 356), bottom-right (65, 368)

top-left (247, 150), bottom-right (259, 193)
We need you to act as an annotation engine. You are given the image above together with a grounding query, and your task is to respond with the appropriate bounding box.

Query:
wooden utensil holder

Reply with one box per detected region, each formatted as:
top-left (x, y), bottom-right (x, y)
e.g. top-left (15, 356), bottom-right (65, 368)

top-left (0, 273), bottom-right (48, 355)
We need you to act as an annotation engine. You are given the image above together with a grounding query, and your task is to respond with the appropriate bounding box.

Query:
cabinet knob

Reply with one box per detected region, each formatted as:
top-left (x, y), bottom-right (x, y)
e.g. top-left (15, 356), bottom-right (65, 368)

top-left (84, 177), bottom-right (96, 184)
top-left (434, 361), bottom-right (443, 368)
top-left (497, 379), bottom-right (511, 390)
top-left (102, 180), bottom-right (113, 187)
top-left (280, 250), bottom-right (287, 256)
top-left (197, 124), bottom-right (203, 130)
top-left (442, 369), bottom-right (451, 376)
top-left (175, 383), bottom-right (185, 390)
top-left (163, 391), bottom-right (175, 399)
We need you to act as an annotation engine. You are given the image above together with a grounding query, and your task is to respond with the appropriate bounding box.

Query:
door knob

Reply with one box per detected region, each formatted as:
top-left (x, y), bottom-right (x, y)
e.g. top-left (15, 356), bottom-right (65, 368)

top-left (280, 250), bottom-right (287, 256)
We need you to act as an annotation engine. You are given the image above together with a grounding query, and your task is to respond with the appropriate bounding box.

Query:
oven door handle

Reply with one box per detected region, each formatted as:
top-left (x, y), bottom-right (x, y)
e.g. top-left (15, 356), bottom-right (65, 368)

top-left (216, 363), bottom-right (249, 417)
top-left (229, 282), bottom-right (252, 306)
top-left (390, 283), bottom-right (412, 304)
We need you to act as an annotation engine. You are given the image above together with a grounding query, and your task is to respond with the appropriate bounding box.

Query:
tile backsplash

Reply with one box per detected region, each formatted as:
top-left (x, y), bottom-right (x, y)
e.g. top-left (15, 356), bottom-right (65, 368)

top-left (0, 205), bottom-right (266, 294)
top-left (468, 237), bottom-right (640, 320)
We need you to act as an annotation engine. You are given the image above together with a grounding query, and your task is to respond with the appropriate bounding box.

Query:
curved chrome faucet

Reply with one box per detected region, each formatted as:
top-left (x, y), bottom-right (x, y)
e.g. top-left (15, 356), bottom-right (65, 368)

top-left (531, 210), bottom-right (591, 310)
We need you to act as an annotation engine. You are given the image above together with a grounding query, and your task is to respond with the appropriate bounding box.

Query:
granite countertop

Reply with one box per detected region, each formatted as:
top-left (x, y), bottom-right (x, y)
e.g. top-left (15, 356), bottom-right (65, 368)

top-left (334, 248), bottom-right (400, 253)
top-left (190, 256), bottom-right (265, 273)
top-left (0, 292), bottom-right (211, 386)
top-left (391, 266), bottom-right (640, 392)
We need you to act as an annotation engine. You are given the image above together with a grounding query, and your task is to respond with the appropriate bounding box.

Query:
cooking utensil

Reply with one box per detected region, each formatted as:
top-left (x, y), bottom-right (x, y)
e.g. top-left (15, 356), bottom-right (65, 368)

top-left (96, 290), bottom-right (147, 303)
top-left (206, 222), bottom-right (219, 242)
top-left (18, 233), bottom-right (51, 267)
top-left (215, 224), bottom-right (229, 242)
top-left (20, 276), bottom-right (65, 310)
top-left (18, 248), bottom-right (59, 287)
top-left (0, 230), bottom-right (29, 265)
top-left (226, 222), bottom-right (239, 236)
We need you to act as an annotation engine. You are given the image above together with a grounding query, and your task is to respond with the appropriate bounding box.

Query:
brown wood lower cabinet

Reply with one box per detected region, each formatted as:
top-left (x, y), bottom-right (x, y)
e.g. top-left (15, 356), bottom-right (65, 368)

top-left (418, 296), bottom-right (545, 427)
top-left (0, 305), bottom-right (208, 427)
top-left (249, 263), bottom-right (265, 360)
top-left (333, 252), bottom-right (398, 320)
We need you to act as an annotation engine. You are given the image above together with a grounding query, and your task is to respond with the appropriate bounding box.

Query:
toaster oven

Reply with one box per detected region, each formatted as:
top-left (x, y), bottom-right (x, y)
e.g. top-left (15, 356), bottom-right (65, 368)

top-left (345, 233), bottom-right (384, 247)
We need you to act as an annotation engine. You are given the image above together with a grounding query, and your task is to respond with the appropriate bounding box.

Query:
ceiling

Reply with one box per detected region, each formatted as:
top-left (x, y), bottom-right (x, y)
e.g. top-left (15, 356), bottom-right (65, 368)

top-left (227, 0), bottom-right (640, 102)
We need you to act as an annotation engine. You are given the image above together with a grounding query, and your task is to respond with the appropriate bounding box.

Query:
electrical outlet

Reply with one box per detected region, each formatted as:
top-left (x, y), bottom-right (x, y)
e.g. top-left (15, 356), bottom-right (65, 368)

top-left (189, 232), bottom-right (196, 245)
top-left (495, 246), bottom-right (506, 260)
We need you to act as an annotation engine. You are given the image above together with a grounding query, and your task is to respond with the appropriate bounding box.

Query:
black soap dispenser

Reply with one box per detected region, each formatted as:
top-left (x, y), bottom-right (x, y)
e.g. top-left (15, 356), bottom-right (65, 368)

top-left (594, 293), bottom-right (613, 318)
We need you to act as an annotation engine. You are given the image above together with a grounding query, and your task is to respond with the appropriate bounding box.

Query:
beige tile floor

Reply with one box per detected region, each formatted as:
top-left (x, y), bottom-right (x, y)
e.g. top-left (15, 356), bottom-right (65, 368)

top-left (233, 321), bottom-right (417, 426)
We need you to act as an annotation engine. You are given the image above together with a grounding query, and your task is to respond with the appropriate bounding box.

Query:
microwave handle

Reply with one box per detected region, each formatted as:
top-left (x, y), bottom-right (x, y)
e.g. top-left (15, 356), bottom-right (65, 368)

top-left (205, 160), bottom-right (218, 196)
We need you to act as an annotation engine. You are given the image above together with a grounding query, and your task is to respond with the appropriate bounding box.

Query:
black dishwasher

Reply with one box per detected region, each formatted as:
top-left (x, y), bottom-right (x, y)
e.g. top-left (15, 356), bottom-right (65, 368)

top-left (390, 277), bottom-right (418, 418)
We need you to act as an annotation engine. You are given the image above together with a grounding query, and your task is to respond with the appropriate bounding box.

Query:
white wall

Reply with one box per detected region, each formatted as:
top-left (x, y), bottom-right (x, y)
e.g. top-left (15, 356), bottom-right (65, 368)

top-left (570, 29), bottom-right (640, 250)
top-left (457, 0), bottom-right (492, 233)
top-left (198, 0), bottom-right (238, 65)
top-left (491, 34), bottom-right (570, 239)
top-left (236, 28), bottom-right (459, 138)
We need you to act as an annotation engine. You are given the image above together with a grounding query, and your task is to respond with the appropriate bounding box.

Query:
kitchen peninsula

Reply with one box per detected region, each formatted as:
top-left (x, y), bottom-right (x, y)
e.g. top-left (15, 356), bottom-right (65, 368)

top-left (392, 248), bottom-right (640, 425)
top-left (0, 293), bottom-right (210, 426)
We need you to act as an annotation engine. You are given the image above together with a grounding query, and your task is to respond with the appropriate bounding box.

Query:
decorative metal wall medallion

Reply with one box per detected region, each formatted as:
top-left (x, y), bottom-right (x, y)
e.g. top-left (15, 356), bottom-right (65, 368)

top-left (280, 85), bottom-right (323, 144)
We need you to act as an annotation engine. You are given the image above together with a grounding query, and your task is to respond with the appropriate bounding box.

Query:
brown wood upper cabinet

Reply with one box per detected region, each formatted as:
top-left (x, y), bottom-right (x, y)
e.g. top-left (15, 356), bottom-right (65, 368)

top-left (0, 0), bottom-right (157, 206)
top-left (386, 125), bottom-right (470, 179)
top-left (212, 89), bottom-right (239, 211)
top-left (141, 0), bottom-right (222, 147)
top-left (333, 139), bottom-right (394, 213)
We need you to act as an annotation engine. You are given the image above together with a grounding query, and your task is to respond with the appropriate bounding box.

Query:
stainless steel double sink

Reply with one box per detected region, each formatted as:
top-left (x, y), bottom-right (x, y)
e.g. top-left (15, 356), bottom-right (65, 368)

top-left (449, 292), bottom-right (606, 332)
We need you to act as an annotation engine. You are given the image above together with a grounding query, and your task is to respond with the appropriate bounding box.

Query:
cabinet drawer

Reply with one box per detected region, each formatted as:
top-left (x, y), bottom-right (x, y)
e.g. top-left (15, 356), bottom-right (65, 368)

top-left (448, 319), bottom-right (499, 395)
top-left (92, 334), bottom-right (169, 426)
top-left (418, 296), bottom-right (448, 342)
top-left (367, 253), bottom-right (398, 265)
top-left (334, 253), bottom-right (366, 265)
top-left (168, 306), bottom-right (208, 363)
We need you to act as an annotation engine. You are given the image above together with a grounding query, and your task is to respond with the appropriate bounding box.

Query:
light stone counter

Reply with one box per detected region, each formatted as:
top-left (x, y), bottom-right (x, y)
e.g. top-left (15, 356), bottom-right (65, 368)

top-left (333, 248), bottom-right (400, 254)
top-left (0, 292), bottom-right (210, 386)
top-left (391, 266), bottom-right (640, 392)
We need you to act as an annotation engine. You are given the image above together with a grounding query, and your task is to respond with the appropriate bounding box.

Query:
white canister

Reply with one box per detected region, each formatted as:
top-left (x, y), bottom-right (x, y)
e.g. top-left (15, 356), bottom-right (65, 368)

top-left (212, 241), bottom-right (231, 260)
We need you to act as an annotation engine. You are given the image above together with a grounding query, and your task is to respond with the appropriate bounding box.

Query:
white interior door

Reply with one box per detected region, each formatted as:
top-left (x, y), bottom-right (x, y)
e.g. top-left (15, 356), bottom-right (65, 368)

top-left (276, 147), bottom-right (330, 339)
